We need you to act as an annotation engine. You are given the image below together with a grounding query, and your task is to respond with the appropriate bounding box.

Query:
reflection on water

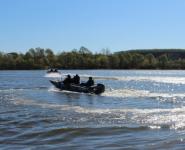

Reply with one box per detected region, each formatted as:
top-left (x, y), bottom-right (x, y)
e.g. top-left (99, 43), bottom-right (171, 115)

top-left (1, 70), bottom-right (185, 149)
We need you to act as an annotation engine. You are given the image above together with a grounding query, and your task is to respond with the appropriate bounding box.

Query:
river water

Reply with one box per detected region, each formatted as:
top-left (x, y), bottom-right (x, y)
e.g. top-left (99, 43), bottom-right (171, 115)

top-left (1, 70), bottom-right (185, 149)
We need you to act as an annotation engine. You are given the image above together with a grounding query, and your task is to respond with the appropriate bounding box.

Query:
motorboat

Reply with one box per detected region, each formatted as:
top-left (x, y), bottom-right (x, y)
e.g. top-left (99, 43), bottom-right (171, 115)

top-left (50, 80), bottom-right (105, 95)
top-left (47, 68), bottom-right (60, 73)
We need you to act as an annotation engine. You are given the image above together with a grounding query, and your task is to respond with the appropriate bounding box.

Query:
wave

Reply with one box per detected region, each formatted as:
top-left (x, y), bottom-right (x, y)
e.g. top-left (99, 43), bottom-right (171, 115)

top-left (78, 75), bottom-right (185, 84)
top-left (11, 98), bottom-right (185, 130)
top-left (0, 87), bottom-right (48, 92)
top-left (102, 88), bottom-right (185, 98)
top-left (48, 84), bottom-right (185, 104)
top-left (114, 76), bottom-right (185, 84)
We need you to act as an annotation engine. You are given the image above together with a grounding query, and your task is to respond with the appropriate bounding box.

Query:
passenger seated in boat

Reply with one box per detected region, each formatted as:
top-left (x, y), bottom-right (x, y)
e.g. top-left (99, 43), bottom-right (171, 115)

top-left (47, 68), bottom-right (53, 73)
top-left (72, 74), bottom-right (80, 84)
top-left (81, 77), bottom-right (94, 87)
top-left (54, 69), bottom-right (58, 72)
top-left (63, 74), bottom-right (72, 85)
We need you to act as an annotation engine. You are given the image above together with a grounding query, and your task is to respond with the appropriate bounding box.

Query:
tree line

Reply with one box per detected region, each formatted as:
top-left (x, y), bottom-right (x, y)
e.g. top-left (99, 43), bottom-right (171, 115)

top-left (1, 47), bottom-right (185, 70)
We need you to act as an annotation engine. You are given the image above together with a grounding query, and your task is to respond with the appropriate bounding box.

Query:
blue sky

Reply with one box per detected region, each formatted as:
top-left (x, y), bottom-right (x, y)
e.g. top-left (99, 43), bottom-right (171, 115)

top-left (0, 0), bottom-right (185, 53)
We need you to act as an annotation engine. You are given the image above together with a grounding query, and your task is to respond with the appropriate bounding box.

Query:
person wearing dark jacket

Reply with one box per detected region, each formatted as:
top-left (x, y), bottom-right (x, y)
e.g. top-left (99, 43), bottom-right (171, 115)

top-left (85, 77), bottom-right (94, 87)
top-left (73, 74), bottom-right (80, 84)
top-left (63, 74), bottom-right (72, 85)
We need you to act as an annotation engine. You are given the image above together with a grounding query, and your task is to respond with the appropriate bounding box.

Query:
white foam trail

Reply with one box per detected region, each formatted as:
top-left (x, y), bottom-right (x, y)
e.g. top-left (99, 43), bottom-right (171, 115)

top-left (143, 109), bottom-right (185, 130)
top-left (78, 75), bottom-right (185, 84)
top-left (44, 73), bottom-right (61, 78)
top-left (115, 76), bottom-right (185, 84)
top-left (102, 88), bottom-right (185, 98)
top-left (48, 86), bottom-right (80, 94)
top-left (48, 86), bottom-right (60, 92)
top-left (97, 75), bottom-right (185, 84)
top-left (149, 126), bottom-right (161, 129)
top-left (0, 88), bottom-right (24, 92)
top-left (102, 89), bottom-right (150, 98)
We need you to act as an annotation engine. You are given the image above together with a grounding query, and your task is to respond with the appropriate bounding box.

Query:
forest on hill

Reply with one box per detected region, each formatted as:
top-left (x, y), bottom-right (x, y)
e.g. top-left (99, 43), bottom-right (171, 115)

top-left (1, 47), bottom-right (185, 70)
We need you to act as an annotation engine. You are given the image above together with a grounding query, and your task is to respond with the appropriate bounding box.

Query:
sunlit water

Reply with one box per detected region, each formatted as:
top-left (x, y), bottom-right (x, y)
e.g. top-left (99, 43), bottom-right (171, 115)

top-left (1, 70), bottom-right (185, 149)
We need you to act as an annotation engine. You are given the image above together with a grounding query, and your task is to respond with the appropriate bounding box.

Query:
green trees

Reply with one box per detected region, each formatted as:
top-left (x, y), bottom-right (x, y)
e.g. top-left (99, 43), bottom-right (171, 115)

top-left (144, 54), bottom-right (157, 69)
top-left (119, 53), bottom-right (132, 69)
top-left (0, 48), bottom-right (185, 70)
top-left (158, 54), bottom-right (168, 69)
top-left (95, 54), bottom-right (109, 69)
top-left (130, 53), bottom-right (145, 69)
top-left (45, 48), bottom-right (57, 68)
top-left (109, 54), bottom-right (120, 69)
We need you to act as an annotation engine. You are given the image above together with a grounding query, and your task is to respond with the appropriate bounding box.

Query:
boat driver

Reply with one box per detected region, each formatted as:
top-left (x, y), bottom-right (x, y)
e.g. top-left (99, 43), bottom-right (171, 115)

top-left (85, 77), bottom-right (94, 87)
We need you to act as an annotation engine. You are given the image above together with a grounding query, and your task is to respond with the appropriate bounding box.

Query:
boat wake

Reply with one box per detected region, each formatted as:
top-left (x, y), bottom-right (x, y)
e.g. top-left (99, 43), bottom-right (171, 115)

top-left (102, 88), bottom-right (185, 99)
top-left (44, 72), bottom-right (185, 84)
top-left (113, 76), bottom-right (185, 84)
top-left (44, 73), bottom-right (61, 78)
top-left (78, 75), bottom-right (185, 84)
top-left (10, 97), bottom-right (185, 130)
top-left (49, 85), bottom-right (185, 100)
top-left (0, 87), bottom-right (48, 92)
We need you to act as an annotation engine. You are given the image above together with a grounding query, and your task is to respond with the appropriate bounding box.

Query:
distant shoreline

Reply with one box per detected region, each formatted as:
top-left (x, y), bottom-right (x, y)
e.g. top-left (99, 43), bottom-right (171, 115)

top-left (1, 47), bottom-right (185, 70)
top-left (1, 69), bottom-right (185, 71)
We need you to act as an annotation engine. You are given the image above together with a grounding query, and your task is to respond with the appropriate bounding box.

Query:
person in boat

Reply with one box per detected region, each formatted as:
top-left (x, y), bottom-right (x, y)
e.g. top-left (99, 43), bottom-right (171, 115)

top-left (86, 77), bottom-right (94, 86)
top-left (72, 74), bottom-right (80, 84)
top-left (63, 74), bottom-right (72, 85)
top-left (47, 68), bottom-right (53, 73)
top-left (81, 77), bottom-right (94, 87)
top-left (54, 68), bottom-right (58, 72)
top-left (48, 68), bottom-right (58, 73)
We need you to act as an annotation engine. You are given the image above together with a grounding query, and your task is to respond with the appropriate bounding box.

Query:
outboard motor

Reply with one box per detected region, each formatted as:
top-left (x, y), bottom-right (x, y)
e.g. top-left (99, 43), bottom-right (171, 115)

top-left (94, 84), bottom-right (105, 94)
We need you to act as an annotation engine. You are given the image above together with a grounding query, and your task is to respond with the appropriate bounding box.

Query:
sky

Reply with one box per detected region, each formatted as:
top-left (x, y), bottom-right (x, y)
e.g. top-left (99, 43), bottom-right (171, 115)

top-left (0, 0), bottom-right (185, 53)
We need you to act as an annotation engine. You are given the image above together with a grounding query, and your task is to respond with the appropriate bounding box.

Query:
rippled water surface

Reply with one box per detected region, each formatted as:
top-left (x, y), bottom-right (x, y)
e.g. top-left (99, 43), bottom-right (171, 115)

top-left (1, 70), bottom-right (185, 149)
